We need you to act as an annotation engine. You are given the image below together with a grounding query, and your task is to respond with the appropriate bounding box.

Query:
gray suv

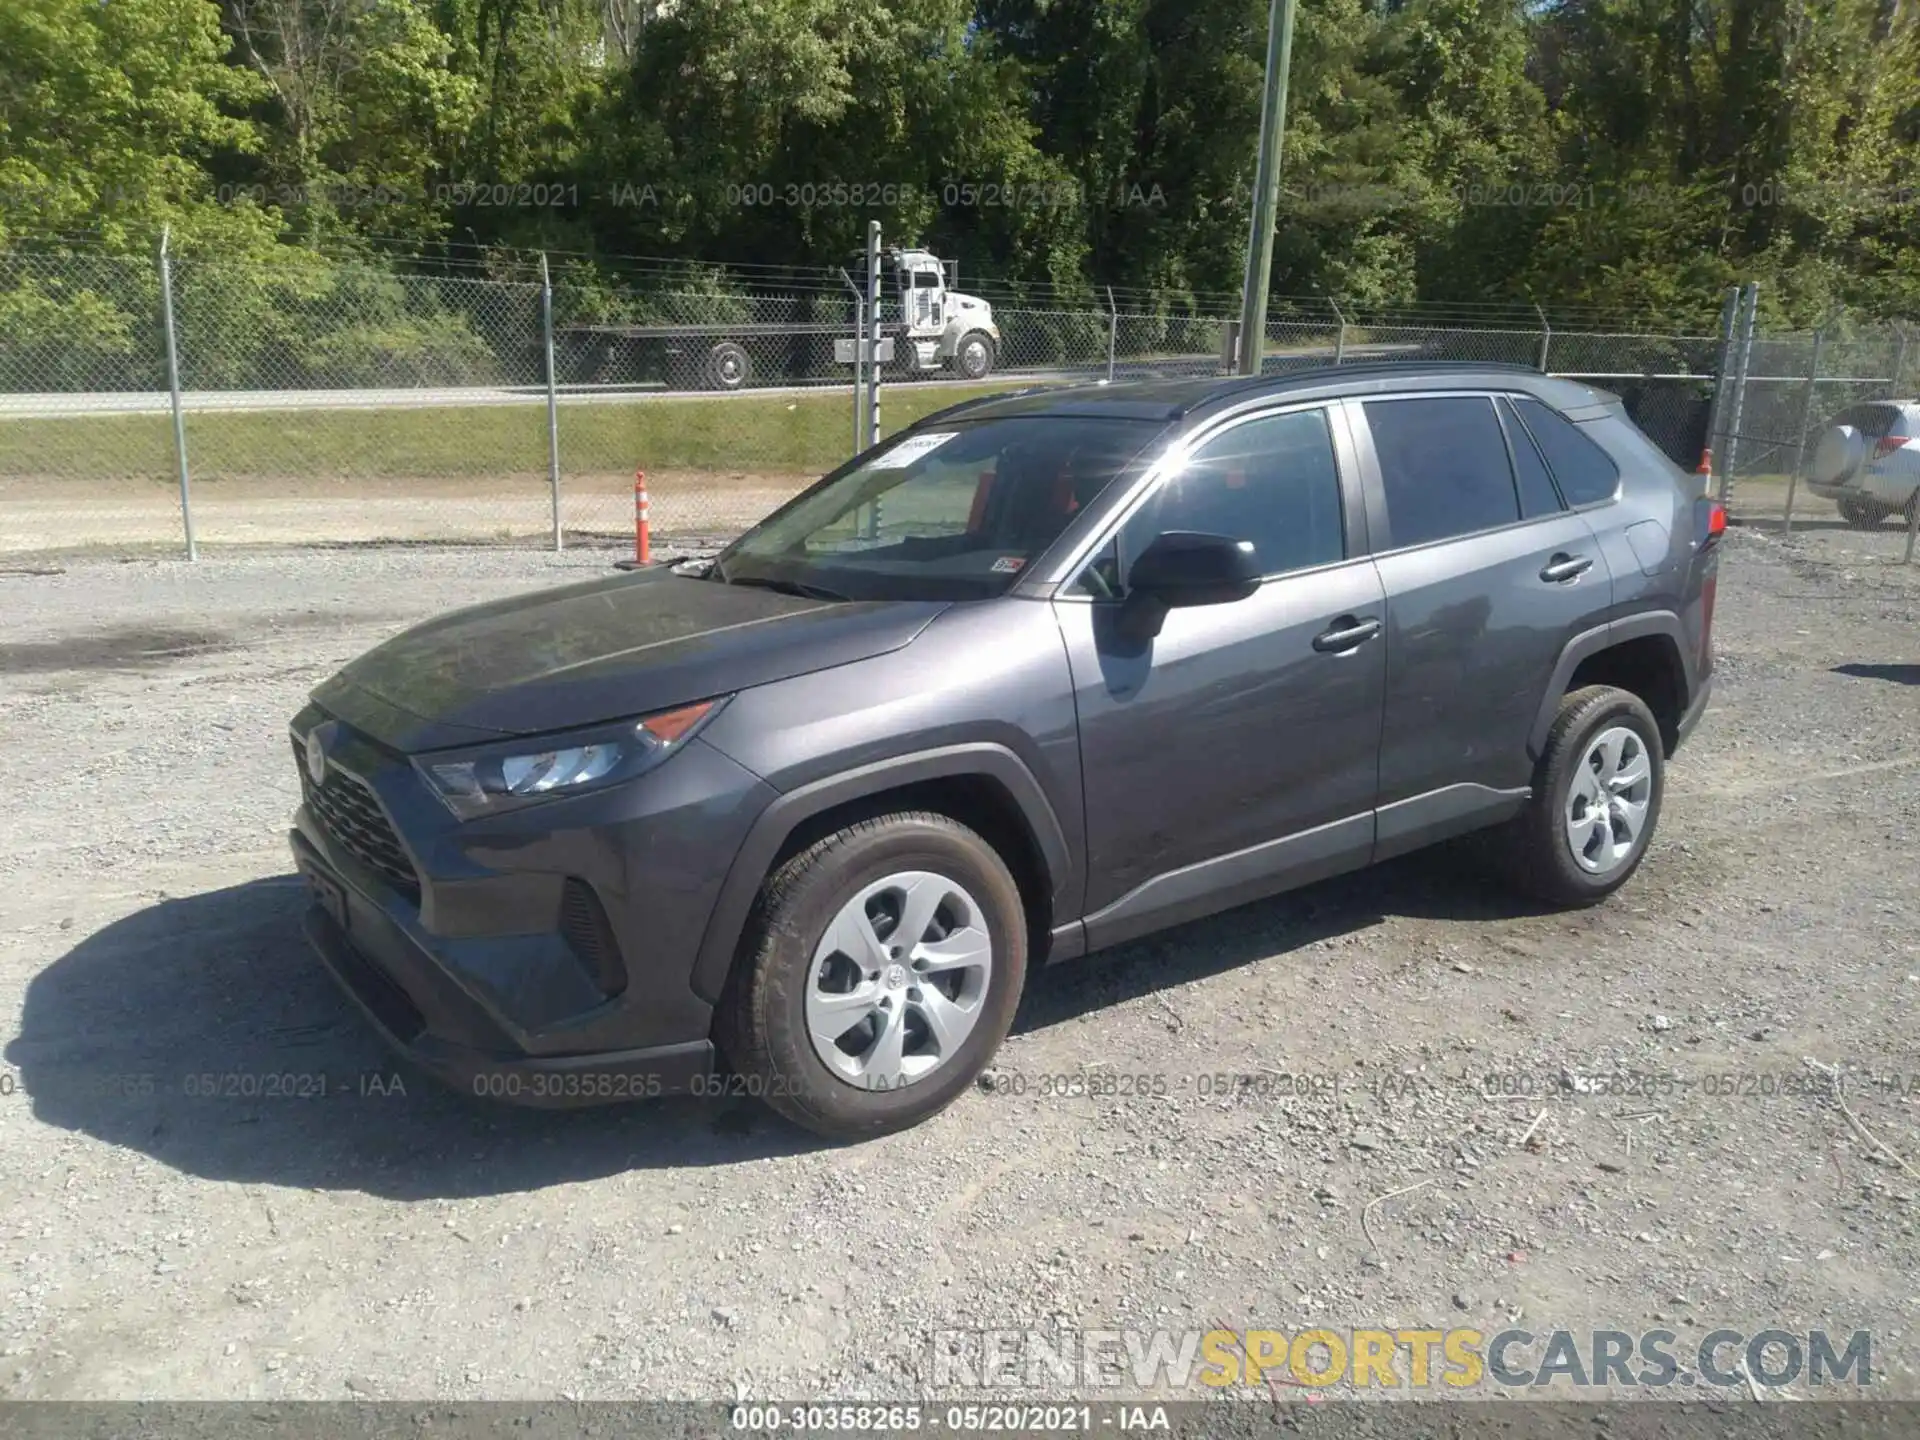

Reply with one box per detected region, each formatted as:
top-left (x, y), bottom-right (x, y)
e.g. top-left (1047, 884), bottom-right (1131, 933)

top-left (290, 363), bottom-right (1722, 1140)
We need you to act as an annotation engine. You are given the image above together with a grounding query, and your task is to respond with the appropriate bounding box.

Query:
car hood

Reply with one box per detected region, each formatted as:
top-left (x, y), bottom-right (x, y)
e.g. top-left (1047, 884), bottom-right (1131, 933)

top-left (312, 568), bottom-right (948, 751)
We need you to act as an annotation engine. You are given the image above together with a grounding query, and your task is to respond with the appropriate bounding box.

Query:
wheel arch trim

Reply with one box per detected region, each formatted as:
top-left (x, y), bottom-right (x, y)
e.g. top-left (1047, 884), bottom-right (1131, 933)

top-left (689, 743), bottom-right (1071, 1004)
top-left (1529, 611), bottom-right (1693, 759)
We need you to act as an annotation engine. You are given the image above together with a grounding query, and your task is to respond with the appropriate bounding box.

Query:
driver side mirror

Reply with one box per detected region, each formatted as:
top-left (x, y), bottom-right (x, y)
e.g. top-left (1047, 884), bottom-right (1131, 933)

top-left (1115, 530), bottom-right (1261, 642)
top-left (1127, 530), bottom-right (1261, 607)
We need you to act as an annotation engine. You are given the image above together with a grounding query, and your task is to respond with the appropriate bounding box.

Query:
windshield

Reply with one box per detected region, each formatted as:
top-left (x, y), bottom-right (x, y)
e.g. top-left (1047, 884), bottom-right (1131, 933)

top-left (713, 415), bottom-right (1164, 600)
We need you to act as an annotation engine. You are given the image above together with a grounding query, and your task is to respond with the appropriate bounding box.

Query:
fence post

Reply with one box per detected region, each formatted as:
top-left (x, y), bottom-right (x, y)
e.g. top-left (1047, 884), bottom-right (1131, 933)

top-left (1698, 286), bottom-right (1741, 495)
top-left (540, 254), bottom-right (563, 552)
top-left (1533, 302), bottom-right (1552, 374)
top-left (1329, 300), bottom-right (1347, 365)
top-left (866, 221), bottom-right (883, 453)
top-left (1717, 282), bottom-right (1760, 506)
top-left (1105, 286), bottom-right (1118, 383)
top-left (840, 269), bottom-right (866, 458)
top-left (1781, 327), bottom-right (1825, 536)
top-left (1891, 323), bottom-right (1910, 397)
top-left (156, 227), bottom-right (197, 561)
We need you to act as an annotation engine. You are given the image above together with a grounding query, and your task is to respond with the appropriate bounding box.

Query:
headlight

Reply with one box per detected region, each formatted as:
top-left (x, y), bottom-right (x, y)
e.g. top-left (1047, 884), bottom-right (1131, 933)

top-left (415, 698), bottom-right (727, 820)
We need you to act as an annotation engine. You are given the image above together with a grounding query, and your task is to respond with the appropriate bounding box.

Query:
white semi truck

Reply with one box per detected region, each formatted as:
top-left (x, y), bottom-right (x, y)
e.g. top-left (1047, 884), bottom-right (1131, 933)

top-left (563, 247), bottom-right (999, 391)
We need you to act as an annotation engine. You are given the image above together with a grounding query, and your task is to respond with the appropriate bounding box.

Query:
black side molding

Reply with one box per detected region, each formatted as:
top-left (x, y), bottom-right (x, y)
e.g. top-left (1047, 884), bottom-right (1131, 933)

top-left (1529, 612), bottom-right (1693, 759)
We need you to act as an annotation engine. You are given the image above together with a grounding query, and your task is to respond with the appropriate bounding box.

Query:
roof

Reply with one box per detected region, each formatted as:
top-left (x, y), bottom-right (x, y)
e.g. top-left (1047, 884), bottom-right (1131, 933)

top-left (913, 363), bottom-right (1618, 428)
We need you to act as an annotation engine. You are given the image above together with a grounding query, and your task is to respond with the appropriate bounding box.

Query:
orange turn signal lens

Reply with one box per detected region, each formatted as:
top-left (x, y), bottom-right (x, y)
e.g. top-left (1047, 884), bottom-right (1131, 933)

top-left (640, 700), bottom-right (716, 745)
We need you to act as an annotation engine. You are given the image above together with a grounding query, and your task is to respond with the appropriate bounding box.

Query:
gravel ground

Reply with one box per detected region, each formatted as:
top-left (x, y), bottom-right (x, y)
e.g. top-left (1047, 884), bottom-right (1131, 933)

top-left (2, 521), bottom-right (1919, 1406)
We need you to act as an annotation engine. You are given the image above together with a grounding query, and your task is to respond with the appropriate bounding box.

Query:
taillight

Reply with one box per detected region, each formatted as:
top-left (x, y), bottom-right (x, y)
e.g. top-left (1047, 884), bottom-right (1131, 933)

top-left (1694, 499), bottom-right (1723, 675)
top-left (1873, 435), bottom-right (1910, 460)
top-left (1697, 497), bottom-right (1726, 550)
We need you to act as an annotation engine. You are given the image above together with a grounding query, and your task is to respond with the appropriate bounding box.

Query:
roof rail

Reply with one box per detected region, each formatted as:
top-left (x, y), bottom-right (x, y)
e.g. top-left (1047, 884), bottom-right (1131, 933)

top-left (908, 385), bottom-right (1058, 428)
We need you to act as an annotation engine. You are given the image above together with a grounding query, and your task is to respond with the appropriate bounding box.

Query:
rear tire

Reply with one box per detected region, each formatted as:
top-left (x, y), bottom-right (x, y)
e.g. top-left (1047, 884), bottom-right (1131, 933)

top-left (716, 812), bottom-right (1026, 1141)
top-left (1839, 495), bottom-right (1892, 529)
top-left (1495, 685), bottom-right (1664, 907)
top-left (707, 341), bottom-right (751, 391)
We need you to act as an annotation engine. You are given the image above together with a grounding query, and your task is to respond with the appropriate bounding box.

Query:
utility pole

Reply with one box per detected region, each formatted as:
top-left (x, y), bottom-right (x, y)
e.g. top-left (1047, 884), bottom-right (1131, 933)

top-left (1236, 0), bottom-right (1298, 376)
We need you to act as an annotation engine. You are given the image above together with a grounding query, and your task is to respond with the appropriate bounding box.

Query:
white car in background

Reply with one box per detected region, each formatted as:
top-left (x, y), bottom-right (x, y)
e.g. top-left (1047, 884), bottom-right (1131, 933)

top-left (1805, 400), bottom-right (1920, 527)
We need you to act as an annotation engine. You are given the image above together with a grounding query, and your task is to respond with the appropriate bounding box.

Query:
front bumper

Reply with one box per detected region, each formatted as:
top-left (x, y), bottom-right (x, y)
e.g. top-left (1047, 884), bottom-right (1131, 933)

top-left (288, 707), bottom-right (777, 1106)
top-left (298, 897), bottom-right (711, 1106)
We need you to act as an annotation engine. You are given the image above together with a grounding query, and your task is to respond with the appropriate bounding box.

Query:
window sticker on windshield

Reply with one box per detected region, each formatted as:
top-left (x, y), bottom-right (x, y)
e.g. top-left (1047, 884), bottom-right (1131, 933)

top-left (990, 555), bottom-right (1027, 574)
top-left (869, 431), bottom-right (960, 469)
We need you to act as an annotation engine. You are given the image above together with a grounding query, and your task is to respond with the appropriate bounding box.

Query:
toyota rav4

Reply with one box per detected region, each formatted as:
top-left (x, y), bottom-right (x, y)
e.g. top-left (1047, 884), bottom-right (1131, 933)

top-left (290, 363), bottom-right (1721, 1140)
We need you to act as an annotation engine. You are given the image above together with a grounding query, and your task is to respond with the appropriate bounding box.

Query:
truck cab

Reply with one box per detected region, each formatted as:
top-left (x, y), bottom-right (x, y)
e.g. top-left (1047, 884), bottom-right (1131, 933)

top-left (873, 248), bottom-right (1000, 381)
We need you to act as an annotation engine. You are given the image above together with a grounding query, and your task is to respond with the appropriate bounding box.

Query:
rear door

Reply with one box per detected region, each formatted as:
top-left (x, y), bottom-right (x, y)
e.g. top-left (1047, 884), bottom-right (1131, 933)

top-left (1347, 391), bottom-right (1614, 859)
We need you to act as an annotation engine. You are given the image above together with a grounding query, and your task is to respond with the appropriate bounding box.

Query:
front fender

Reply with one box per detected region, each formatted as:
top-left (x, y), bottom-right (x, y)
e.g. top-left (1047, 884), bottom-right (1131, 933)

top-left (687, 742), bottom-right (1072, 1003)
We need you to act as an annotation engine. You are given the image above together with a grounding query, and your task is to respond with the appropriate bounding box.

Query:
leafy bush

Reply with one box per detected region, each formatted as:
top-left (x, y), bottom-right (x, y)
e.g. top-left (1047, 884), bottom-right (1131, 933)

top-left (0, 257), bottom-right (162, 391)
top-left (299, 312), bottom-right (500, 386)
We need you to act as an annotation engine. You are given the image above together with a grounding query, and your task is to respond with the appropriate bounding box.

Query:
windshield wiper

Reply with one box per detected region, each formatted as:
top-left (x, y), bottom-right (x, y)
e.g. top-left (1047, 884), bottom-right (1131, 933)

top-left (721, 573), bottom-right (852, 603)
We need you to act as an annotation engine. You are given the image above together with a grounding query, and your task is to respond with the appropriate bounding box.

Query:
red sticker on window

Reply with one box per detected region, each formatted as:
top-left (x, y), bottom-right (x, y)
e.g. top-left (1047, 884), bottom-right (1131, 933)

top-left (990, 555), bottom-right (1027, 574)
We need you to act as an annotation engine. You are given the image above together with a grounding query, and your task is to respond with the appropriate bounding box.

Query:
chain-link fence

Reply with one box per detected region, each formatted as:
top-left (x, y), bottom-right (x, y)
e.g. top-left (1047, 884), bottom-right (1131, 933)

top-left (1713, 324), bottom-right (1916, 544)
top-left (1, 247), bottom-right (1909, 559)
top-left (0, 251), bottom-right (181, 554)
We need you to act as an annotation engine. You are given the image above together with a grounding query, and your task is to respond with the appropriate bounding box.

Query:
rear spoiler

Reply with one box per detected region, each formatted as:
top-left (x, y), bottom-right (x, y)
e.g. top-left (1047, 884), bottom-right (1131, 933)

top-left (1559, 385), bottom-right (1622, 422)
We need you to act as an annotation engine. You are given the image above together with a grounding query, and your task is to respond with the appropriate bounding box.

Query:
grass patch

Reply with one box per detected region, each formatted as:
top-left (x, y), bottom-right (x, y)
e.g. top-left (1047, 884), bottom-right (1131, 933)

top-left (0, 383), bottom-right (1022, 484)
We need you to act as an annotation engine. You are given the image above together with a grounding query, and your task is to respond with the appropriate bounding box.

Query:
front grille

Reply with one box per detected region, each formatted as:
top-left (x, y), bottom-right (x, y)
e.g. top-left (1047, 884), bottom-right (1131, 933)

top-left (296, 740), bottom-right (419, 899)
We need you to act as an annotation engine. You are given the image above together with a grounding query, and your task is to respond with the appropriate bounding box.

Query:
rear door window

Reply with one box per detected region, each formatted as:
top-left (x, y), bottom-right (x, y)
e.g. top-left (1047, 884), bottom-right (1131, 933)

top-left (1496, 397), bottom-right (1565, 518)
top-left (1364, 396), bottom-right (1520, 548)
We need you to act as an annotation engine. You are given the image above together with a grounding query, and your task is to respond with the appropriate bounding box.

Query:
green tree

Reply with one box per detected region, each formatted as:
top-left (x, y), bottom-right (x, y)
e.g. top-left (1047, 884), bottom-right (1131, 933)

top-left (0, 0), bottom-right (272, 249)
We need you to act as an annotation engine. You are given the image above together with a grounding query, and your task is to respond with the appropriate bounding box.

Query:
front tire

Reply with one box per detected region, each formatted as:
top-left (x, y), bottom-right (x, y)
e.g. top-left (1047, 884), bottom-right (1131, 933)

top-left (949, 331), bottom-right (996, 381)
top-left (716, 812), bottom-right (1026, 1141)
top-left (1496, 685), bottom-right (1665, 907)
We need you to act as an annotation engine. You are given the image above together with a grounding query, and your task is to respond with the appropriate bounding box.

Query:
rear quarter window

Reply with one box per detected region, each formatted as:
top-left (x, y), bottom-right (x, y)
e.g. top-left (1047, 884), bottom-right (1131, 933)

top-left (1513, 396), bottom-right (1621, 507)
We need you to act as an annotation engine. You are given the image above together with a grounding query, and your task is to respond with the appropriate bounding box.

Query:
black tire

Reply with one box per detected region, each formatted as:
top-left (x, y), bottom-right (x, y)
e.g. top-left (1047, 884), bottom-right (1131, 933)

top-left (948, 331), bottom-right (996, 381)
top-left (1495, 685), bottom-right (1665, 907)
top-left (707, 341), bottom-right (750, 391)
top-left (716, 811), bottom-right (1026, 1141)
top-left (1838, 496), bottom-right (1891, 529)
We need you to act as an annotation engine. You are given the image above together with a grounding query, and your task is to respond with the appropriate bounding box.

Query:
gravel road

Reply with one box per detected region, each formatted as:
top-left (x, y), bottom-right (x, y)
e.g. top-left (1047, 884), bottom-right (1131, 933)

top-left (2, 520), bottom-right (1918, 1405)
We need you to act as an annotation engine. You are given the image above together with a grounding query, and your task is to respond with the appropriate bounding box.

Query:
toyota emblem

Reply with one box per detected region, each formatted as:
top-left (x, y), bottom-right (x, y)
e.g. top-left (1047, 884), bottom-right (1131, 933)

top-left (305, 729), bottom-right (327, 786)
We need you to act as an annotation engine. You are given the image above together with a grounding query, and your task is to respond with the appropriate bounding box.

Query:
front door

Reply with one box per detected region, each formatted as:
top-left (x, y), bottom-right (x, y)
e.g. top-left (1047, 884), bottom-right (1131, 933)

top-left (1052, 404), bottom-right (1387, 949)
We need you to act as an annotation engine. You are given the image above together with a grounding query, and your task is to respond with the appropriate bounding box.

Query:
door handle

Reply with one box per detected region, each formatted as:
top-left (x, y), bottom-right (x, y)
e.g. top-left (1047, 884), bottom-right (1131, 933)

top-left (1312, 616), bottom-right (1382, 653)
top-left (1540, 553), bottom-right (1594, 584)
